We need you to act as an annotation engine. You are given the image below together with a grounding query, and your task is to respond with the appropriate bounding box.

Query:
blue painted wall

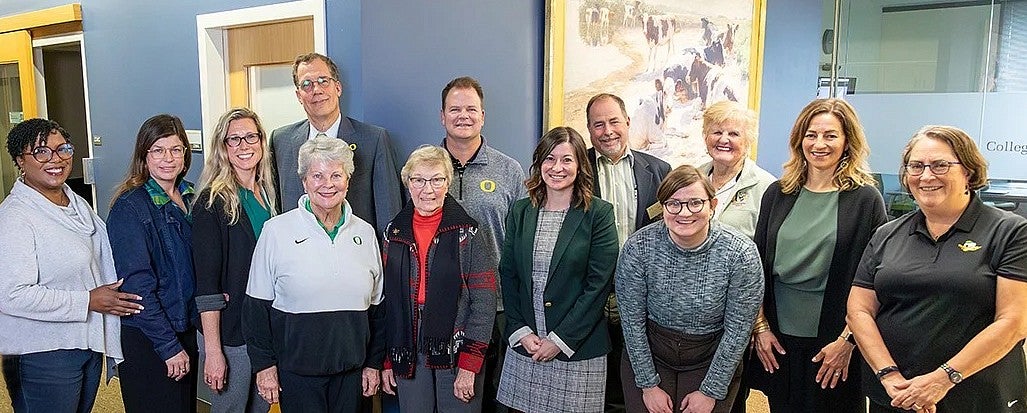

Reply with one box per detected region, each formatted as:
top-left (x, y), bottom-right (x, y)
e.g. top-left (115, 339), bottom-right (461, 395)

top-left (756, 0), bottom-right (825, 176)
top-left (1, 0), bottom-right (815, 215)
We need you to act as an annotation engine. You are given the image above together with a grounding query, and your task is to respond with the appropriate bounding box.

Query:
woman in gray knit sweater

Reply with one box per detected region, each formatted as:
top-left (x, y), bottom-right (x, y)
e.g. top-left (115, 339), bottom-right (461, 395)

top-left (616, 165), bottom-right (764, 413)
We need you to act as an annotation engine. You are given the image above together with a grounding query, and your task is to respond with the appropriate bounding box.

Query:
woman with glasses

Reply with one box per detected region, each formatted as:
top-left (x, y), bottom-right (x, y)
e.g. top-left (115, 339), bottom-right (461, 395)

top-left (0, 119), bottom-right (140, 413)
top-left (191, 108), bottom-right (277, 413)
top-left (243, 136), bottom-right (384, 413)
top-left (496, 127), bottom-right (619, 413)
top-left (616, 165), bottom-right (764, 413)
top-left (379, 145), bottom-right (496, 412)
top-left (748, 98), bottom-right (887, 413)
top-left (848, 125), bottom-right (1027, 413)
top-left (108, 114), bottom-right (199, 412)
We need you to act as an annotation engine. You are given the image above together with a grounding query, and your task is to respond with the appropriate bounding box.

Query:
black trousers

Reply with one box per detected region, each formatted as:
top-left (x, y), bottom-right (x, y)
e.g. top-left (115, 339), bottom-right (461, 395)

top-left (605, 319), bottom-right (626, 413)
top-left (482, 311), bottom-right (508, 413)
top-left (277, 367), bottom-right (362, 413)
top-left (119, 325), bottom-right (198, 413)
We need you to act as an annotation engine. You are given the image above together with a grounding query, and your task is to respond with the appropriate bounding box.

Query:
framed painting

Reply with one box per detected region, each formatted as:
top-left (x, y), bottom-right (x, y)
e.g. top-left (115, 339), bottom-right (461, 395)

top-left (544, 0), bottom-right (766, 167)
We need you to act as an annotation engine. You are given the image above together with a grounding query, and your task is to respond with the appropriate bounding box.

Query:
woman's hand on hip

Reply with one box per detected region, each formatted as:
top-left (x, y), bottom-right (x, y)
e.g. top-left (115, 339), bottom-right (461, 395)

top-left (641, 386), bottom-right (673, 413)
top-left (531, 339), bottom-right (561, 362)
top-left (88, 279), bottom-right (143, 316)
top-left (453, 368), bottom-right (476, 403)
top-left (255, 366), bottom-right (280, 404)
top-left (680, 390), bottom-right (715, 413)
top-left (203, 349), bottom-right (227, 392)
top-left (813, 337), bottom-right (855, 388)
top-left (753, 330), bottom-right (785, 373)
top-left (164, 350), bottom-right (190, 381)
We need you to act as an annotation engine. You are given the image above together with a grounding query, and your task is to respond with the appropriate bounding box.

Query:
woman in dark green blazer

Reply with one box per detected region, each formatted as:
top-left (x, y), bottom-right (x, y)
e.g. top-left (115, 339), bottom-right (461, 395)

top-left (496, 127), bottom-right (619, 413)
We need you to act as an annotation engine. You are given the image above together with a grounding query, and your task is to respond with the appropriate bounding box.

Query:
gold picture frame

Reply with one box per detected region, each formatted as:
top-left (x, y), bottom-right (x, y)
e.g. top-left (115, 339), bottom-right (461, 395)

top-left (544, 0), bottom-right (767, 166)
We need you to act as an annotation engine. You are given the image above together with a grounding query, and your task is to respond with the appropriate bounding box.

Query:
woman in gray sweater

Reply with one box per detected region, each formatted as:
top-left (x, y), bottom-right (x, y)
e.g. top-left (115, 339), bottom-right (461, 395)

top-left (616, 165), bottom-right (764, 413)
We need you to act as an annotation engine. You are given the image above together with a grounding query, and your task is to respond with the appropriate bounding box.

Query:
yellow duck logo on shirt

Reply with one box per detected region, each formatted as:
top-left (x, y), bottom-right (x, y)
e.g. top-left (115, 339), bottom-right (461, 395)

top-left (957, 240), bottom-right (982, 252)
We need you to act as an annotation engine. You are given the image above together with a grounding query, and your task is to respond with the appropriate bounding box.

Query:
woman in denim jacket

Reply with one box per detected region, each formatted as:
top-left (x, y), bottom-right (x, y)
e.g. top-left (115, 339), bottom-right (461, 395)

top-left (108, 114), bottom-right (198, 413)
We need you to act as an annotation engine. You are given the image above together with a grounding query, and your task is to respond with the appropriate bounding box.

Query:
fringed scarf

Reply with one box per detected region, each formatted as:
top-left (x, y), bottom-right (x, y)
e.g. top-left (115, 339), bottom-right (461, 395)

top-left (384, 196), bottom-right (466, 378)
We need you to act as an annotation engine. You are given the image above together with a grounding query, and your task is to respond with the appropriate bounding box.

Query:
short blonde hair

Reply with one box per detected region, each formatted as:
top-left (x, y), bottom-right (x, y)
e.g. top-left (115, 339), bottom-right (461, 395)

top-left (702, 100), bottom-right (758, 149)
top-left (298, 136), bottom-right (355, 177)
top-left (401, 145), bottom-right (454, 186)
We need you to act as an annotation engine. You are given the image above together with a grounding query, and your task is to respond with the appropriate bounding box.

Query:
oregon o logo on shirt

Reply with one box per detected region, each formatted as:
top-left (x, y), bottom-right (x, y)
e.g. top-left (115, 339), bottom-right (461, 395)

top-left (353, 236), bottom-right (362, 245)
top-left (349, 143), bottom-right (357, 151)
top-left (480, 180), bottom-right (497, 193)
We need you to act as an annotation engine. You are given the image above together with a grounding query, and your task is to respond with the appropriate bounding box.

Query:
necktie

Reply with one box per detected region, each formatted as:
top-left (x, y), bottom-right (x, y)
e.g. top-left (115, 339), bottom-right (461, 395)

top-left (315, 132), bottom-right (328, 139)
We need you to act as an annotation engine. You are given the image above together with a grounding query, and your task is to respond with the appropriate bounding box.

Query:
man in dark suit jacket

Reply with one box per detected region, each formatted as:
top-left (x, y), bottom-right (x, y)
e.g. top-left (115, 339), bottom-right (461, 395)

top-left (584, 93), bottom-right (671, 413)
top-left (270, 53), bottom-right (402, 235)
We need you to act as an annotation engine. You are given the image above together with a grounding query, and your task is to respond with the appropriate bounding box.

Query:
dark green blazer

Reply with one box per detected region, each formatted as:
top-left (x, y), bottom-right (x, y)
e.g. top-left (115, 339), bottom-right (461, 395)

top-left (499, 196), bottom-right (619, 361)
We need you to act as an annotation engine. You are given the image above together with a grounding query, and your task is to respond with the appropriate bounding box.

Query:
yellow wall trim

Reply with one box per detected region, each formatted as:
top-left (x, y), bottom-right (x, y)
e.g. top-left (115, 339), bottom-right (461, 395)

top-left (0, 4), bottom-right (82, 34)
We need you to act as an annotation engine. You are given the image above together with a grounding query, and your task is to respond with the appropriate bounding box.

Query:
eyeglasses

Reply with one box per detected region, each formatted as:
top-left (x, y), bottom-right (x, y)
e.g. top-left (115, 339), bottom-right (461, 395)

top-left (22, 143), bottom-right (74, 163)
top-left (224, 133), bottom-right (261, 147)
top-left (409, 177), bottom-right (448, 189)
top-left (663, 198), bottom-right (709, 215)
top-left (298, 76), bottom-right (336, 93)
top-left (904, 160), bottom-right (961, 176)
top-left (147, 146), bottom-right (188, 159)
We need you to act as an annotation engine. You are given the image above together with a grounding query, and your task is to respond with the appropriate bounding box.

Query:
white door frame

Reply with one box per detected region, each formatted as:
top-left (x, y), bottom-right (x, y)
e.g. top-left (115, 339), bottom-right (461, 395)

top-left (196, 0), bottom-right (326, 156)
top-left (31, 33), bottom-right (98, 211)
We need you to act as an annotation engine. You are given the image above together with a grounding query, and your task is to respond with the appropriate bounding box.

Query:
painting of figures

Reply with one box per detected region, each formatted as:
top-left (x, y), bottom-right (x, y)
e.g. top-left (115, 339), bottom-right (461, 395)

top-left (546, 0), bottom-right (765, 167)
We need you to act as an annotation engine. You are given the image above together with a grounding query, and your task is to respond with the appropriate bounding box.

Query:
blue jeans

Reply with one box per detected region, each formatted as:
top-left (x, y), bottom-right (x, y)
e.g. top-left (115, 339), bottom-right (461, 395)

top-left (2, 349), bottom-right (103, 413)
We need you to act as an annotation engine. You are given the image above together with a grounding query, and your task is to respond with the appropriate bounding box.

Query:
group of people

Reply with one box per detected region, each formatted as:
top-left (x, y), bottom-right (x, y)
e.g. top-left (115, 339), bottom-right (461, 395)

top-left (0, 51), bottom-right (1024, 413)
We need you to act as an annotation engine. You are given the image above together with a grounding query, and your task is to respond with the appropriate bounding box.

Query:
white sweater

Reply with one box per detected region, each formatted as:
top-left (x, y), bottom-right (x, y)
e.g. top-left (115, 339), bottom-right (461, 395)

top-left (0, 180), bottom-right (123, 371)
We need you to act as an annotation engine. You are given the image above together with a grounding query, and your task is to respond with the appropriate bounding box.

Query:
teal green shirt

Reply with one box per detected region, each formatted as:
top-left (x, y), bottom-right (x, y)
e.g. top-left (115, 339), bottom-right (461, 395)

top-left (304, 199), bottom-right (345, 241)
top-left (143, 178), bottom-right (195, 220)
top-left (239, 188), bottom-right (271, 239)
top-left (772, 188), bottom-right (838, 337)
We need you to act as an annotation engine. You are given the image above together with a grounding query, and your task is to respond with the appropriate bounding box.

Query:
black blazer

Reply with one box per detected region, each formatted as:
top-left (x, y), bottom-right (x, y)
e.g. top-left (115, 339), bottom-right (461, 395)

top-left (191, 189), bottom-right (261, 347)
top-left (586, 148), bottom-right (671, 230)
top-left (499, 197), bottom-right (619, 361)
top-left (753, 183), bottom-right (887, 343)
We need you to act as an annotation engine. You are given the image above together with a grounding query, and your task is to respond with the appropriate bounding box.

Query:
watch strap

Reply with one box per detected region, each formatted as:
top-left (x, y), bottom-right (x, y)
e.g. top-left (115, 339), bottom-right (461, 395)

top-left (875, 365), bottom-right (900, 381)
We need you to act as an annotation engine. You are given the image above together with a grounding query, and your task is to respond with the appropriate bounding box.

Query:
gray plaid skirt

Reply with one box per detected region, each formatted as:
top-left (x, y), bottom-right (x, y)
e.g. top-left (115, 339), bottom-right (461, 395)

top-left (497, 350), bottom-right (607, 413)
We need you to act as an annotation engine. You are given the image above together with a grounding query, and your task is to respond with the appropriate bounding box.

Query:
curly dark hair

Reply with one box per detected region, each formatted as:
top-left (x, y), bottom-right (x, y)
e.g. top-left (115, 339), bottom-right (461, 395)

top-left (6, 118), bottom-right (70, 166)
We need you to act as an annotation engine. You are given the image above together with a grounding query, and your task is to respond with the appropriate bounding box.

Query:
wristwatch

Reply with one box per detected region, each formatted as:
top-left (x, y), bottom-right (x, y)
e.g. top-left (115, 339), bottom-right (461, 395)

top-left (875, 365), bottom-right (900, 381)
top-left (940, 363), bottom-right (963, 384)
top-left (839, 331), bottom-right (856, 345)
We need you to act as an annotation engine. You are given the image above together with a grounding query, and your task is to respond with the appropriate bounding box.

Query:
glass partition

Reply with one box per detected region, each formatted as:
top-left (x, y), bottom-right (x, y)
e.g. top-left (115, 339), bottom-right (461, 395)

top-left (821, 0), bottom-right (1027, 214)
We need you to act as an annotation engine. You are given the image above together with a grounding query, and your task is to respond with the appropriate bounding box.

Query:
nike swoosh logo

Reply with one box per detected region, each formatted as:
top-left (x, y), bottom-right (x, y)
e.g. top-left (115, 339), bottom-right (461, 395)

top-left (294, 238), bottom-right (309, 244)
top-left (1010, 400), bottom-right (1020, 407)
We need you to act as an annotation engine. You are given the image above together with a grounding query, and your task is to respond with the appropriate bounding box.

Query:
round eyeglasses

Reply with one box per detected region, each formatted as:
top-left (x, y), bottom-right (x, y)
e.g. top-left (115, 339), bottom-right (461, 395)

top-left (409, 177), bottom-right (447, 189)
top-left (663, 198), bottom-right (709, 215)
top-left (147, 146), bottom-right (188, 159)
top-left (22, 143), bottom-right (75, 163)
top-left (224, 133), bottom-right (261, 147)
top-left (298, 76), bottom-right (336, 93)
top-left (904, 160), bottom-right (961, 176)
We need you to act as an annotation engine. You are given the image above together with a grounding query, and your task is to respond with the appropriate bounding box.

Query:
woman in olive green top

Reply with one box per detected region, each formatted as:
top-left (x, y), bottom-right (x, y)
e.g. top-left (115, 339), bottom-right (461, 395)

top-left (192, 108), bottom-right (278, 413)
top-left (748, 99), bottom-right (887, 413)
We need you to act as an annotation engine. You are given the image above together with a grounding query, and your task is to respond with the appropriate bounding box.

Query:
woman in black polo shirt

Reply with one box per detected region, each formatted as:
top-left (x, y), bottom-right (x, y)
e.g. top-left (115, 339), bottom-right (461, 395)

top-left (848, 125), bottom-right (1027, 412)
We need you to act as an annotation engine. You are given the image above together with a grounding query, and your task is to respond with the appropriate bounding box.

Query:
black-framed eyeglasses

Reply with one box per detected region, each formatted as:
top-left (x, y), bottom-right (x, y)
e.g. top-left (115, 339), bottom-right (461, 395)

top-left (409, 177), bottom-right (447, 189)
top-left (224, 133), bottom-right (261, 147)
top-left (663, 198), bottom-right (709, 215)
top-left (905, 160), bottom-right (961, 176)
top-left (22, 143), bottom-right (75, 163)
top-left (147, 146), bottom-right (188, 159)
top-left (298, 76), bottom-right (336, 93)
